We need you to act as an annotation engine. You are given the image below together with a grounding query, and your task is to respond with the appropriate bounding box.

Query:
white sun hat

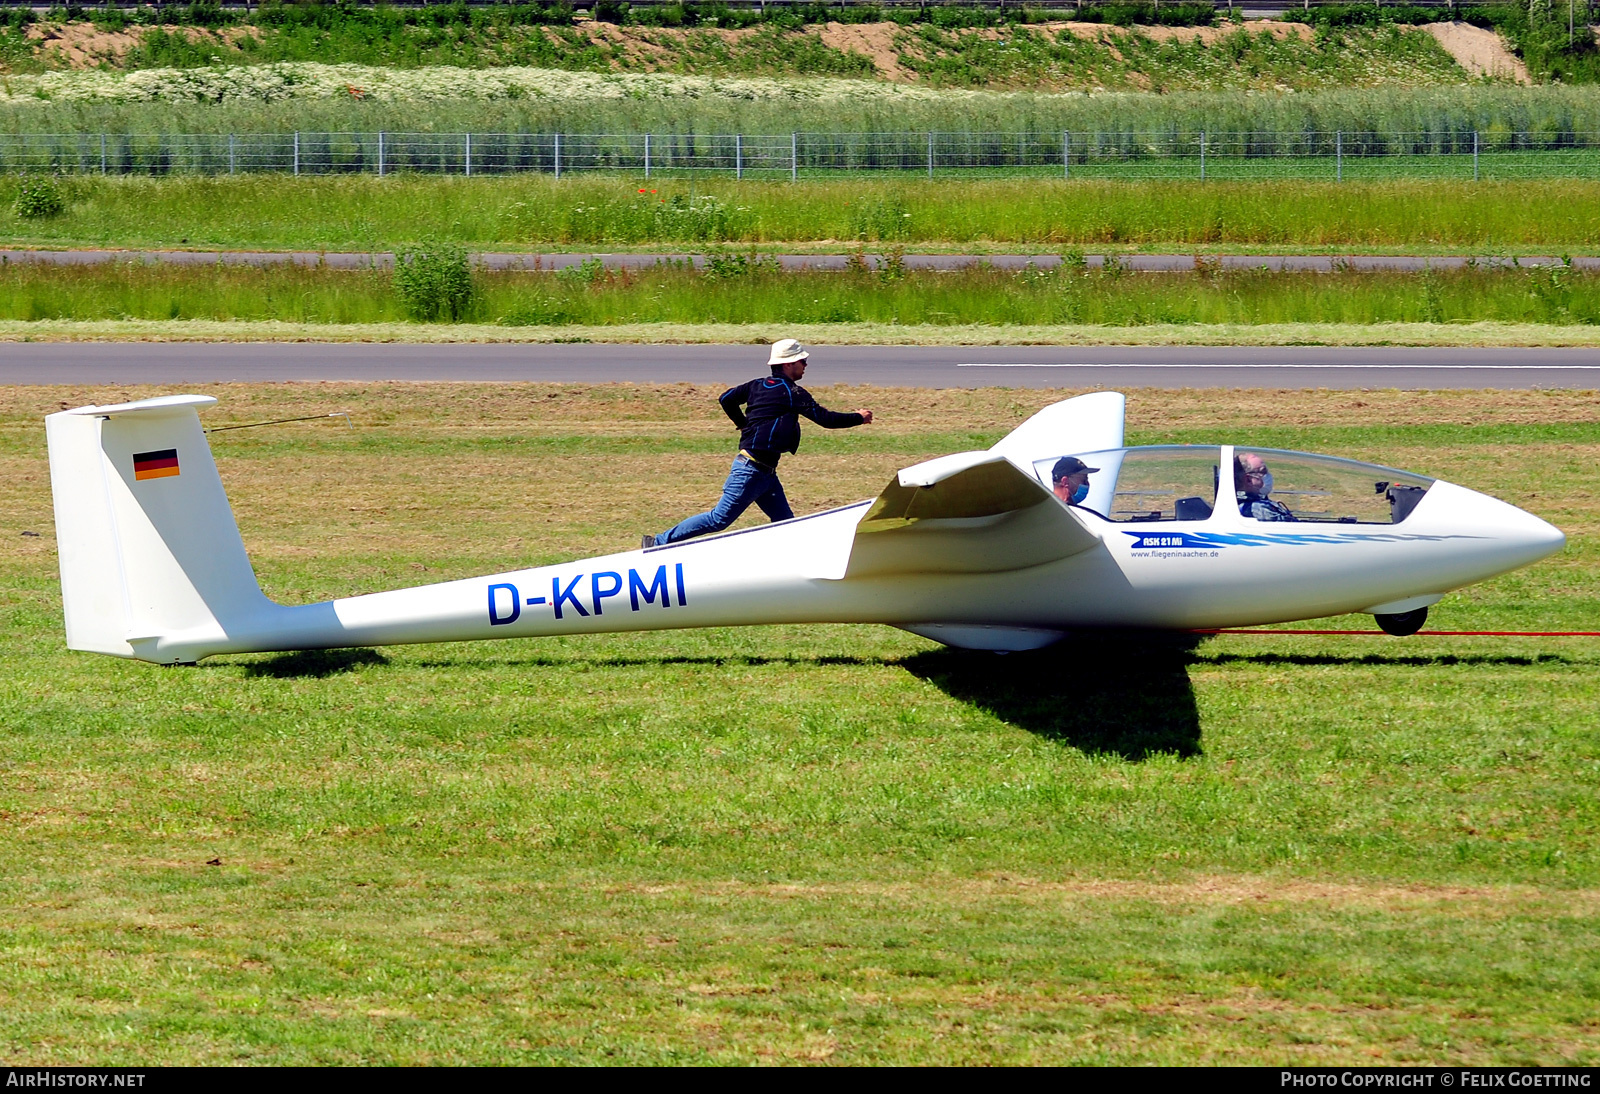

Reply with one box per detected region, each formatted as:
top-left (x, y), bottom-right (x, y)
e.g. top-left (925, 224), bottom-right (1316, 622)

top-left (767, 338), bottom-right (810, 366)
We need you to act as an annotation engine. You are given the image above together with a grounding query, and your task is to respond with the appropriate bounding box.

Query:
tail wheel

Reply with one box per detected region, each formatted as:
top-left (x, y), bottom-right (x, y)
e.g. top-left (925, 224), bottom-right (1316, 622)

top-left (1375, 607), bottom-right (1428, 636)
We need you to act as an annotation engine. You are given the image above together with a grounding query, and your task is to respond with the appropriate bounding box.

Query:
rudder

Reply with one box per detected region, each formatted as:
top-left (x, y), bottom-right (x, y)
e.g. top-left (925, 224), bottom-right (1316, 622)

top-left (46, 394), bottom-right (271, 663)
top-left (988, 391), bottom-right (1125, 467)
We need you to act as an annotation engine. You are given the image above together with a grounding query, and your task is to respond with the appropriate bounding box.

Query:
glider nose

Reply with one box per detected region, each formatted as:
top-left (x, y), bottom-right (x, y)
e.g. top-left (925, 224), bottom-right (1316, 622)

top-left (1480, 490), bottom-right (1565, 565)
top-left (1501, 503), bottom-right (1567, 564)
top-left (1521, 496), bottom-right (1563, 539)
top-left (1428, 481), bottom-right (1566, 576)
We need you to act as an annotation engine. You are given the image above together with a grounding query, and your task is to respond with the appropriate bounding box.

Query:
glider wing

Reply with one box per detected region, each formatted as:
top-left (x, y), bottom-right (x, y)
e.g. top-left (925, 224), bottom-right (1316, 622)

top-left (842, 451), bottom-right (1102, 579)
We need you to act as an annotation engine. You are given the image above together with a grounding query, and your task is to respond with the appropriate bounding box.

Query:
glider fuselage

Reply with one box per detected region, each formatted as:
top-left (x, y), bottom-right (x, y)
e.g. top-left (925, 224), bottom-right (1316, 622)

top-left (45, 393), bottom-right (1566, 663)
top-left (230, 474), bottom-right (1559, 661)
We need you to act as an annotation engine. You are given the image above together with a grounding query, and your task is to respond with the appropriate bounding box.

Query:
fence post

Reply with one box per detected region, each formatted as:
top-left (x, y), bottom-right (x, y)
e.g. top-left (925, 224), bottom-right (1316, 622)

top-left (644, 133), bottom-right (651, 180)
top-left (378, 131), bottom-right (385, 177)
top-left (736, 133), bottom-right (742, 181)
top-left (555, 132), bottom-right (561, 179)
top-left (1336, 130), bottom-right (1341, 183)
top-left (791, 132), bottom-right (798, 181)
top-left (293, 131), bottom-right (299, 177)
top-left (927, 131), bottom-right (934, 179)
top-left (1473, 129), bottom-right (1480, 181)
top-left (1199, 131), bottom-right (1205, 181)
top-left (101, 133), bottom-right (107, 176)
top-left (465, 132), bottom-right (471, 177)
top-left (1063, 131), bottom-right (1070, 179)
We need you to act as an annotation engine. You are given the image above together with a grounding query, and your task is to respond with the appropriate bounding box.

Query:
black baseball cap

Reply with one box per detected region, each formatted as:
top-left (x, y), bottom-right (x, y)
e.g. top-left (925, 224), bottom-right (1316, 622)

top-left (1052, 456), bottom-right (1101, 483)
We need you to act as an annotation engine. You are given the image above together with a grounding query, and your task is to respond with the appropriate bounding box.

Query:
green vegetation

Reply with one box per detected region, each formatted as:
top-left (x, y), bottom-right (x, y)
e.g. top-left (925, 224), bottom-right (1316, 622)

top-left (0, 4), bottom-right (1587, 87)
top-left (0, 16), bottom-right (1465, 90)
top-left (6, 317), bottom-right (1600, 345)
top-left (136, 23), bottom-right (1463, 90)
top-left (586, 1), bottom-right (1217, 29)
top-left (112, 19), bottom-right (878, 80)
top-left (11, 176), bottom-right (64, 219)
top-left (9, 316), bottom-right (1600, 345)
top-left (392, 238), bottom-right (476, 321)
top-left (0, 383), bottom-right (1596, 1063)
top-left (1483, 0), bottom-right (1600, 83)
top-left (1301, 1), bottom-right (1600, 82)
top-left (4, 84), bottom-right (1599, 141)
top-left (2, 257), bottom-right (1599, 327)
top-left (893, 21), bottom-right (1462, 89)
top-left (0, 2), bottom-right (1588, 88)
top-left (6, 176), bottom-right (1600, 251)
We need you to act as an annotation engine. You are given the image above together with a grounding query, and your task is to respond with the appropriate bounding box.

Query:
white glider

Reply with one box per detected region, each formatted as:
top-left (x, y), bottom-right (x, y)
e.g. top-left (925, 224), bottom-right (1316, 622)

top-left (45, 391), bottom-right (1564, 664)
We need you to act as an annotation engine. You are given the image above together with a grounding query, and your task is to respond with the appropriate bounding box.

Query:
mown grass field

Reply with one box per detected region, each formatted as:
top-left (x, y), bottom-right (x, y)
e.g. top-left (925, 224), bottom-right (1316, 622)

top-left (1, 382), bottom-right (1597, 1064)
top-left (9, 176), bottom-right (1600, 252)
top-left (1, 259), bottom-right (1597, 327)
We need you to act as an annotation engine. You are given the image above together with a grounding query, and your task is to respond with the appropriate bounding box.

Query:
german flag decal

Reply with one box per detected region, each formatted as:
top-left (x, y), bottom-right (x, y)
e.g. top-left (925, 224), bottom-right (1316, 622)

top-left (133, 449), bottom-right (180, 481)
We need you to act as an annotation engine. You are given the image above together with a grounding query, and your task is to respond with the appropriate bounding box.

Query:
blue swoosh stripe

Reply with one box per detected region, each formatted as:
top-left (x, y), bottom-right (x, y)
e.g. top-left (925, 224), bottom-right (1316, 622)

top-left (1124, 530), bottom-right (1487, 548)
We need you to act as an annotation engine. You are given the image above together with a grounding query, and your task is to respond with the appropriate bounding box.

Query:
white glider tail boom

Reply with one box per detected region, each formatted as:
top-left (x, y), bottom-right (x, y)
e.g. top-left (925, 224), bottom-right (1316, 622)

top-left (46, 391), bottom-right (1563, 664)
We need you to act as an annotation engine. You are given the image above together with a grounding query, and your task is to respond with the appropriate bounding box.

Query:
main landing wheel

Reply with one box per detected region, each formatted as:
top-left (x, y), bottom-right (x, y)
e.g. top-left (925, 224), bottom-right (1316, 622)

top-left (1374, 607), bottom-right (1428, 637)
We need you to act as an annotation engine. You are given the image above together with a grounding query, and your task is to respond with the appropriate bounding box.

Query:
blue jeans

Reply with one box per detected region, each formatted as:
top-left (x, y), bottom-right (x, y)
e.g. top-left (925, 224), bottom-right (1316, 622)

top-left (658, 455), bottom-right (793, 544)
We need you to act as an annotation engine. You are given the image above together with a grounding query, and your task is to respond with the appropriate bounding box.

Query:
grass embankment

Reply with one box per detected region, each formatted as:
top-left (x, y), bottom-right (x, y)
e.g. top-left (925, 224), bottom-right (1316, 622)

top-left (892, 21), bottom-right (1461, 89)
top-left (2, 13), bottom-right (1467, 90)
top-left (9, 177), bottom-right (1600, 251)
top-left (2, 259), bottom-right (1598, 329)
top-left (1, 383), bottom-right (1597, 1063)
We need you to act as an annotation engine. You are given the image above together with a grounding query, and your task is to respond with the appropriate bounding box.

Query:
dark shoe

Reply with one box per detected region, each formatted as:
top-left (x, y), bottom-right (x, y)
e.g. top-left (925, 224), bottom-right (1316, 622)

top-left (641, 533), bottom-right (656, 549)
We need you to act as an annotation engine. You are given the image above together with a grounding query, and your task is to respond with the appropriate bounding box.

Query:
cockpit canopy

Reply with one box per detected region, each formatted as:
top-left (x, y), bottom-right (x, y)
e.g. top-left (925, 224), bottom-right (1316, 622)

top-left (1032, 445), bottom-right (1436, 525)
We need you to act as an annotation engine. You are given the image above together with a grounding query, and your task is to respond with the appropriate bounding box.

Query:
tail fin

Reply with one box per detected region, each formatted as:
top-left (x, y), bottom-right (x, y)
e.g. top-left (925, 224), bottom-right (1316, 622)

top-left (46, 394), bottom-right (271, 663)
top-left (988, 391), bottom-right (1125, 466)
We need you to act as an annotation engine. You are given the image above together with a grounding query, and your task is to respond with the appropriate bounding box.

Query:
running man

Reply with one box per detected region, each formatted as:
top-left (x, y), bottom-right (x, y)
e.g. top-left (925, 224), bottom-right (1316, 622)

top-left (643, 339), bottom-right (873, 547)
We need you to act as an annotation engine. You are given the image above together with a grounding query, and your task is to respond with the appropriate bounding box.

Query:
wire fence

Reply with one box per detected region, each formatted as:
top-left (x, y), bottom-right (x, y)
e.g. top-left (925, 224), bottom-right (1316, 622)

top-left (6, 131), bottom-right (1600, 180)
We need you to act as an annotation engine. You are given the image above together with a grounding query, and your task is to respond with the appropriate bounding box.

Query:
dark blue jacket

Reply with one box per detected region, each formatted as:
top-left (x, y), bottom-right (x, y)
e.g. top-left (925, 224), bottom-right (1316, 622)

top-left (1239, 494), bottom-right (1297, 521)
top-left (719, 370), bottom-right (865, 467)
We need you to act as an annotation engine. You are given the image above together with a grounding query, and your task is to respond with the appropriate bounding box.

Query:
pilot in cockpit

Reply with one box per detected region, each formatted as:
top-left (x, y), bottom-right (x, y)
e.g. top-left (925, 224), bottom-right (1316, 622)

top-left (1235, 452), bottom-right (1297, 521)
top-left (1051, 456), bottom-right (1100, 507)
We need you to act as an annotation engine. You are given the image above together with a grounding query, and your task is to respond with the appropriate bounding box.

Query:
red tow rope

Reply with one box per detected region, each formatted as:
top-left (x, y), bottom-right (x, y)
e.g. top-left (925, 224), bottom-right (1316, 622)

top-left (1195, 629), bottom-right (1600, 636)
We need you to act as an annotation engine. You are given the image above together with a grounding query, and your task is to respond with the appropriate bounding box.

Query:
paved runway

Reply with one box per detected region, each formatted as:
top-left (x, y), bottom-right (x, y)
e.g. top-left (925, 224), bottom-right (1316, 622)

top-left (3, 342), bottom-right (1599, 389)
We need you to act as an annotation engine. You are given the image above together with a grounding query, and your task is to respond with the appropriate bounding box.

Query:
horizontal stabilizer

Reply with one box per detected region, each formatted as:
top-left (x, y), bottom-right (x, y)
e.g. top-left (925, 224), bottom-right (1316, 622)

top-left (846, 452), bottom-right (1102, 578)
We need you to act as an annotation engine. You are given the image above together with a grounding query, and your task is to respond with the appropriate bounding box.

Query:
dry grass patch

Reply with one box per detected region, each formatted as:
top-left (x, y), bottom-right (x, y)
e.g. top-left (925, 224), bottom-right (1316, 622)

top-left (603, 872), bottom-right (1600, 915)
top-left (23, 21), bottom-right (260, 68)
